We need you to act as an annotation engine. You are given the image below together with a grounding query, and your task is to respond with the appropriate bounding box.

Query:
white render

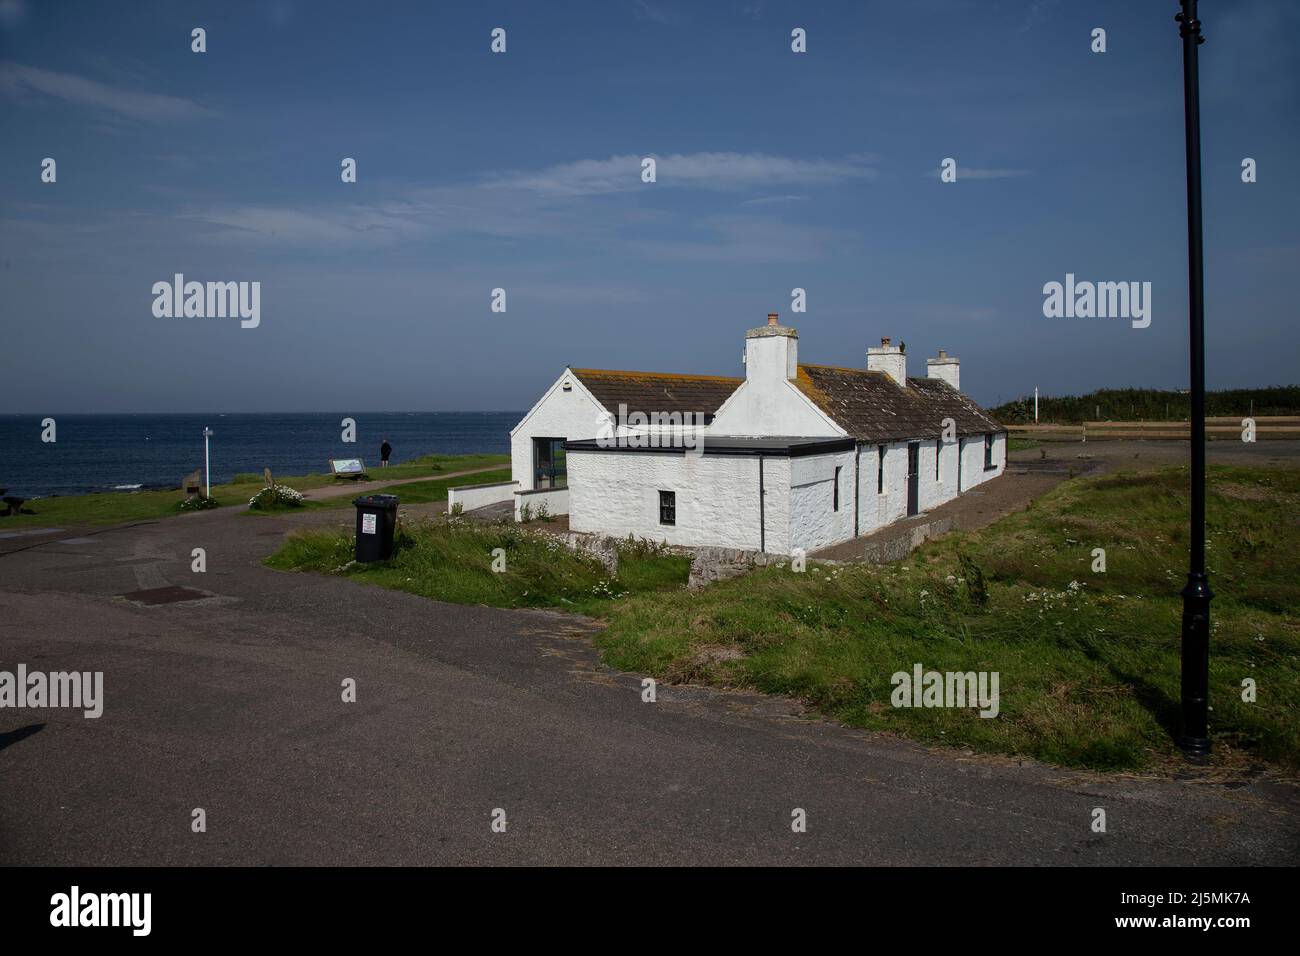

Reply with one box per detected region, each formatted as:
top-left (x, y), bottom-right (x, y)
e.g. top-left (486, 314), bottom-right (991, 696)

top-left (507, 316), bottom-right (1007, 556)
top-left (514, 486), bottom-right (569, 521)
top-left (568, 450), bottom-right (779, 551)
top-left (866, 339), bottom-right (907, 386)
top-left (507, 369), bottom-right (606, 512)
top-left (927, 349), bottom-right (960, 391)
top-left (447, 480), bottom-right (517, 513)
top-left (959, 433), bottom-right (1006, 492)
top-left (710, 323), bottom-right (843, 439)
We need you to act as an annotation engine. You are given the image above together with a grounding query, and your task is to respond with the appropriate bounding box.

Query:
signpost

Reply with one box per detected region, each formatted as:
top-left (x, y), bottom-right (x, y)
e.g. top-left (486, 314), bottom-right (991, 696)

top-left (203, 427), bottom-right (213, 499)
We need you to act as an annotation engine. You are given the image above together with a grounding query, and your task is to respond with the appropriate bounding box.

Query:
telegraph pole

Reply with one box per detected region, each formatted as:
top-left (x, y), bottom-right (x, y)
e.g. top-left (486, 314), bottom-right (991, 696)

top-left (1175, 0), bottom-right (1211, 760)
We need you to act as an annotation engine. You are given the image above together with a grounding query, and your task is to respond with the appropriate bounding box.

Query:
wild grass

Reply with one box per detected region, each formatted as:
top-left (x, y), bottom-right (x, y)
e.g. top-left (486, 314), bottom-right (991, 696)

top-left (593, 464), bottom-right (1300, 771)
top-left (265, 464), bottom-right (1300, 772)
top-left (268, 517), bottom-right (689, 615)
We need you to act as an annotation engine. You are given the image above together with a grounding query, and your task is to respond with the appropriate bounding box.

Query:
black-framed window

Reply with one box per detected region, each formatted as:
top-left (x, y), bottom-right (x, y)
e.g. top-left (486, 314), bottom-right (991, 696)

top-left (984, 433), bottom-right (995, 471)
top-left (532, 437), bottom-right (567, 489)
top-left (877, 444), bottom-right (886, 494)
top-left (833, 466), bottom-right (842, 511)
top-left (658, 490), bottom-right (676, 526)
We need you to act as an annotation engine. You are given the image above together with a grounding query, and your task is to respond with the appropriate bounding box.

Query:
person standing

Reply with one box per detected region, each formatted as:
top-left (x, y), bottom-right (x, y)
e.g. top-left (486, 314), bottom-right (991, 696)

top-left (380, 438), bottom-right (392, 468)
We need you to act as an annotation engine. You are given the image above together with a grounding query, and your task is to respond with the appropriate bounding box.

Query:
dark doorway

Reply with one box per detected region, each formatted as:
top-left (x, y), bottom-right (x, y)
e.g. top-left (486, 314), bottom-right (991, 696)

top-left (906, 441), bottom-right (920, 516)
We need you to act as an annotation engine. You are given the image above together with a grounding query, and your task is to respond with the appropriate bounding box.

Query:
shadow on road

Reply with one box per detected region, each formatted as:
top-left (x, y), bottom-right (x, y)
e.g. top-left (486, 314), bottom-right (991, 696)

top-left (0, 724), bottom-right (45, 753)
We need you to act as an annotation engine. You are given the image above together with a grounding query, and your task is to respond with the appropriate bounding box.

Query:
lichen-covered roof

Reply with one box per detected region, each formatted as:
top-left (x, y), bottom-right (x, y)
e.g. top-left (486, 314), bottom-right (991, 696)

top-left (570, 368), bottom-right (742, 420)
top-left (567, 363), bottom-right (1002, 441)
top-left (795, 364), bottom-right (1003, 442)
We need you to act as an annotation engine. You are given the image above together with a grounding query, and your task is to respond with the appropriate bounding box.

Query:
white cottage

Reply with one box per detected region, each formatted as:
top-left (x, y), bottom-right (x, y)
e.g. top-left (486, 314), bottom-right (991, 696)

top-left (505, 314), bottom-right (1006, 555)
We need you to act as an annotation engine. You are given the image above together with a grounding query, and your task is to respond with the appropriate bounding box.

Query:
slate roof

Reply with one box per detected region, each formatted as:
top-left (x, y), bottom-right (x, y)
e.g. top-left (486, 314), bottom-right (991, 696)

top-left (569, 368), bottom-right (742, 421)
top-left (567, 363), bottom-right (1003, 442)
top-left (795, 364), bottom-right (1004, 442)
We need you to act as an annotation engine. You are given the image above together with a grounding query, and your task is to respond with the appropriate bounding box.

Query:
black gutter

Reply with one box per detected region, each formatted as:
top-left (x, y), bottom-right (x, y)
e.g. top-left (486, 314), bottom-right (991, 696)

top-left (563, 437), bottom-right (856, 458)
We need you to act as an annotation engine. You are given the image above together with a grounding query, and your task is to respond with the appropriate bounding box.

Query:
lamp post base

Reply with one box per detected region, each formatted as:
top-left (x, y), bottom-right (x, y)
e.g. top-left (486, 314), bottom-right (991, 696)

top-left (1178, 570), bottom-right (1213, 761)
top-left (1176, 734), bottom-right (1211, 762)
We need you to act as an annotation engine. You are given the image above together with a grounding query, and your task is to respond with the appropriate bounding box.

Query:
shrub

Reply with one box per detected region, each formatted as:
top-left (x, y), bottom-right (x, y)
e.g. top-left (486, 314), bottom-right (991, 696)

top-left (177, 495), bottom-right (220, 512)
top-left (249, 485), bottom-right (305, 511)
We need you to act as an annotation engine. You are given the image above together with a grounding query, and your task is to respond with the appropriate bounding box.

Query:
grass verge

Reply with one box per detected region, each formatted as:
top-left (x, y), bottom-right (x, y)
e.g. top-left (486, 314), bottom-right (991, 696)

top-left (266, 517), bottom-right (690, 616)
top-left (265, 464), bottom-right (1300, 773)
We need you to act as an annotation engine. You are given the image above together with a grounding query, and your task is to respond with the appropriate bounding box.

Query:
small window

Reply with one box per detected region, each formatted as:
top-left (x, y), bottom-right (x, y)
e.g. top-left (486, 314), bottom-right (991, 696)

top-left (984, 433), bottom-right (995, 470)
top-left (833, 466), bottom-right (842, 511)
top-left (877, 445), bottom-right (886, 494)
top-left (658, 490), bottom-right (676, 526)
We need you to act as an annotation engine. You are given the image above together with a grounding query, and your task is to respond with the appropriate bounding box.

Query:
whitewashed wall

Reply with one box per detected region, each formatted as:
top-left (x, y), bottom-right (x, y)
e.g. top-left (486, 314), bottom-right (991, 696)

top-left (509, 371), bottom-right (605, 492)
top-left (709, 379), bottom-right (842, 439)
top-left (514, 487), bottom-right (570, 521)
top-left (918, 439), bottom-right (963, 512)
top-left (959, 432), bottom-right (1006, 492)
top-left (448, 480), bottom-right (517, 512)
top-left (788, 448), bottom-right (857, 553)
top-left (569, 450), bottom-right (795, 552)
top-left (873, 441), bottom-right (910, 527)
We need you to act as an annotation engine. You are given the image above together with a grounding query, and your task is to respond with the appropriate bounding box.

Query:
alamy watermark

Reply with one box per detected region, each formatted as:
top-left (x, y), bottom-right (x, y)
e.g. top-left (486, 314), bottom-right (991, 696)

top-left (1042, 273), bottom-right (1150, 329)
top-left (1, 664), bottom-right (103, 718)
top-left (891, 663), bottom-right (999, 718)
top-left (50, 886), bottom-right (150, 936)
top-left (595, 404), bottom-right (705, 455)
top-left (152, 274), bottom-right (260, 329)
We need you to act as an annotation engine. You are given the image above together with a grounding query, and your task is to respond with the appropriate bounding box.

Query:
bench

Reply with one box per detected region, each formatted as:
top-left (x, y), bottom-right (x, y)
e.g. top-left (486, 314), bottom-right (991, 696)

top-left (182, 468), bottom-right (203, 498)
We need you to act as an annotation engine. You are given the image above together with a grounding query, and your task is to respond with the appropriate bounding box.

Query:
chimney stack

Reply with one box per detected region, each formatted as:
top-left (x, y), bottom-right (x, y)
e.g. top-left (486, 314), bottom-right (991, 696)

top-left (745, 312), bottom-right (798, 383)
top-left (926, 348), bottom-right (960, 391)
top-left (866, 336), bottom-right (907, 386)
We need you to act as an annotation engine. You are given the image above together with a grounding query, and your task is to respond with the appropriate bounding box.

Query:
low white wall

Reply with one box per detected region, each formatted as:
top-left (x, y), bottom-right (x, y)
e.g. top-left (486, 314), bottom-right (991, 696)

top-left (515, 486), bottom-right (569, 521)
top-left (448, 480), bottom-right (517, 513)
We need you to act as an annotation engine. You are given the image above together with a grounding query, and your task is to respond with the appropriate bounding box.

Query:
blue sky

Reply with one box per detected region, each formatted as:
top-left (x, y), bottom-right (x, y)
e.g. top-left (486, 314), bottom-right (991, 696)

top-left (1, 0), bottom-right (1296, 413)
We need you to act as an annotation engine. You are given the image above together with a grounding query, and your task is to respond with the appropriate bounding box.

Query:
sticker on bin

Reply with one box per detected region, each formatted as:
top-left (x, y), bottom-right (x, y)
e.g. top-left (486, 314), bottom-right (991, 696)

top-left (361, 513), bottom-right (377, 535)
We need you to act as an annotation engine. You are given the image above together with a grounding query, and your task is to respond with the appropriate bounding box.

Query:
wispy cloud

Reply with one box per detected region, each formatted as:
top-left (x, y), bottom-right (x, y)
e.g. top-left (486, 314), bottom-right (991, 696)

top-left (927, 166), bottom-right (1030, 180)
top-left (626, 214), bottom-right (855, 263)
top-left (0, 62), bottom-right (215, 121)
top-left (630, 0), bottom-right (681, 26)
top-left (484, 152), bottom-right (877, 197)
top-left (9, 149), bottom-right (873, 268)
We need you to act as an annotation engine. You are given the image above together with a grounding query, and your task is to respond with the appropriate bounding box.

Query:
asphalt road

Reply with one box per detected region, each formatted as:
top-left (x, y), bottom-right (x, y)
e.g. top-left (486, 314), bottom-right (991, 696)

top-left (1, 446), bottom-right (1298, 865)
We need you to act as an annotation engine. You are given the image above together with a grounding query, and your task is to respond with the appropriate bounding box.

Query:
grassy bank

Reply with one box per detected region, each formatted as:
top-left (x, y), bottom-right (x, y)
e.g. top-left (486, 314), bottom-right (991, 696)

top-left (2, 453), bottom-right (509, 527)
top-left (267, 518), bottom-right (690, 616)
top-left (266, 464), bottom-right (1299, 773)
top-left (240, 467), bottom-right (514, 515)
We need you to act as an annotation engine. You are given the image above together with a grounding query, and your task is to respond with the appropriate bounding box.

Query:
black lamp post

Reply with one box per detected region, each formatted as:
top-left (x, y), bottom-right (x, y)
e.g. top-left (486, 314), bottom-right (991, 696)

top-left (1175, 0), bottom-right (1211, 760)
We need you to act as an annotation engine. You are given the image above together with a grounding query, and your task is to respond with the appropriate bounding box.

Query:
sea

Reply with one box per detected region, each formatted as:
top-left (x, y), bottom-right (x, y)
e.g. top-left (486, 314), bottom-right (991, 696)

top-left (0, 413), bottom-right (520, 497)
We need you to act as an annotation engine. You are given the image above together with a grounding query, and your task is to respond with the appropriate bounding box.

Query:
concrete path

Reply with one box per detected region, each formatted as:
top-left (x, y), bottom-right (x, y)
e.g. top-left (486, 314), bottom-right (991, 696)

top-left (0, 449), bottom-right (1297, 865)
top-left (298, 464), bottom-right (507, 502)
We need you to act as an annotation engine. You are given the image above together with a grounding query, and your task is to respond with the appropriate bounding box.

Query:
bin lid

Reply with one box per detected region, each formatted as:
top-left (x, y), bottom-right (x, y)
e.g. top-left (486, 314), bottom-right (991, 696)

top-left (353, 494), bottom-right (400, 508)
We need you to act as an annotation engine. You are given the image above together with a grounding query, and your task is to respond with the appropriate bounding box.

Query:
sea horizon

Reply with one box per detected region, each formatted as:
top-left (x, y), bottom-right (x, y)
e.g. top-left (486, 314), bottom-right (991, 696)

top-left (0, 412), bottom-right (521, 497)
